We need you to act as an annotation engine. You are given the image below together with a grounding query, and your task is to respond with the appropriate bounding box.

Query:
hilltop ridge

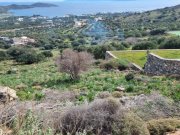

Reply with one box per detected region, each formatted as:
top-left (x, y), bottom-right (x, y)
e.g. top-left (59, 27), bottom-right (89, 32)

top-left (0, 2), bottom-right (58, 13)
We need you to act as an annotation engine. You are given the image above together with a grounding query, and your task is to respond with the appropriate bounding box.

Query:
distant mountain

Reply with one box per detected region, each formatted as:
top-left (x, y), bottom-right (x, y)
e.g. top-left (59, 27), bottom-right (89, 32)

top-left (0, 3), bottom-right (58, 13)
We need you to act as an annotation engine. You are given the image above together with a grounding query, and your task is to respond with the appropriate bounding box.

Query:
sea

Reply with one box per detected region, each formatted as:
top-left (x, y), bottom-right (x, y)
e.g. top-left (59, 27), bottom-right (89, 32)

top-left (0, 0), bottom-right (180, 18)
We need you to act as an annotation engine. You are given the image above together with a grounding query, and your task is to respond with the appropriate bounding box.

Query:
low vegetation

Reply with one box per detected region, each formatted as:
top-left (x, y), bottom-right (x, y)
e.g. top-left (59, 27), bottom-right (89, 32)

top-left (0, 3), bottom-right (180, 135)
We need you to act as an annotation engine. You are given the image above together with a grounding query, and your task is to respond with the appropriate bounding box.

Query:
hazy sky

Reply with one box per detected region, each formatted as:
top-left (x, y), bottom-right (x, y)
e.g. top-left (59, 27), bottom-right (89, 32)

top-left (0, 0), bottom-right (65, 2)
top-left (0, 0), bottom-right (180, 2)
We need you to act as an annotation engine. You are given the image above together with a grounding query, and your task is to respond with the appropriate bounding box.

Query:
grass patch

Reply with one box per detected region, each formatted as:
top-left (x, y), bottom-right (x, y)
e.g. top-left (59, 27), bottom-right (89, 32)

top-left (111, 49), bottom-right (180, 67)
top-left (0, 51), bottom-right (179, 101)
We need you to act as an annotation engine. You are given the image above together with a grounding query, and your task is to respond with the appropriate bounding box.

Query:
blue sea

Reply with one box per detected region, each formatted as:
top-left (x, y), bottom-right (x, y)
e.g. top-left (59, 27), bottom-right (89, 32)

top-left (0, 0), bottom-right (180, 17)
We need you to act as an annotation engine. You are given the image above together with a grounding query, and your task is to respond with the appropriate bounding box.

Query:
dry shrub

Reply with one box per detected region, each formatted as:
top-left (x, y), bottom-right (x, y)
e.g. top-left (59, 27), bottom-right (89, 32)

top-left (56, 49), bottom-right (94, 80)
top-left (112, 91), bottom-right (123, 98)
top-left (121, 93), bottom-right (180, 121)
top-left (147, 118), bottom-right (180, 135)
top-left (113, 112), bottom-right (150, 135)
top-left (96, 91), bottom-right (111, 99)
top-left (54, 98), bottom-right (121, 135)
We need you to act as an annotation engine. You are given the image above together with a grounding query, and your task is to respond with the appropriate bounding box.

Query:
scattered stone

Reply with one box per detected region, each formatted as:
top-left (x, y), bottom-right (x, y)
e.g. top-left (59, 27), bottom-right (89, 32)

top-left (0, 86), bottom-right (18, 104)
top-left (6, 68), bottom-right (18, 74)
top-left (166, 129), bottom-right (180, 135)
top-left (116, 86), bottom-right (125, 92)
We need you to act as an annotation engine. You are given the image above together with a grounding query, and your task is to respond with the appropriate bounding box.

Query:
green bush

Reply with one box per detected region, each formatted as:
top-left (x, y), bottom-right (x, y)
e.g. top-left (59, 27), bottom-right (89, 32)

top-left (0, 51), bottom-right (9, 61)
top-left (132, 41), bottom-right (157, 50)
top-left (34, 92), bottom-right (45, 101)
top-left (16, 52), bottom-right (45, 64)
top-left (147, 118), bottom-right (180, 135)
top-left (41, 51), bottom-right (53, 58)
top-left (100, 59), bottom-right (129, 71)
top-left (159, 37), bottom-right (180, 49)
top-left (126, 85), bottom-right (134, 92)
top-left (0, 40), bottom-right (11, 49)
top-left (7, 47), bottom-right (28, 59)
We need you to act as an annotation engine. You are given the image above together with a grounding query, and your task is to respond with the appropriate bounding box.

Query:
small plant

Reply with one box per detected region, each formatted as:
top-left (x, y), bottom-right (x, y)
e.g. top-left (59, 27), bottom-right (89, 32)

top-left (126, 85), bottom-right (134, 92)
top-left (34, 92), bottom-right (45, 101)
top-left (112, 91), bottom-right (123, 98)
top-left (125, 73), bottom-right (135, 81)
top-left (96, 91), bottom-right (111, 99)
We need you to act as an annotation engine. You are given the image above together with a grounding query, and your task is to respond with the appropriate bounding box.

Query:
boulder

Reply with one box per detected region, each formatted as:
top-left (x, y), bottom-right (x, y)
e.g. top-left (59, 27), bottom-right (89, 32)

top-left (116, 86), bottom-right (125, 92)
top-left (0, 86), bottom-right (18, 104)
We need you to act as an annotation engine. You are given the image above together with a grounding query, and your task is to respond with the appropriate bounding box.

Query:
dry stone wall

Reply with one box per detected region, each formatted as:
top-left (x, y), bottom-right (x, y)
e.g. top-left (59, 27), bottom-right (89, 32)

top-left (144, 53), bottom-right (180, 75)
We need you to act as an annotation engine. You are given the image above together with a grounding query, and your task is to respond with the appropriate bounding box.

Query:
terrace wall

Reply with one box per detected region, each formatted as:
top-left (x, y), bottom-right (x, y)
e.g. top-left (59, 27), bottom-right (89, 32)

top-left (105, 51), bottom-right (117, 60)
top-left (144, 53), bottom-right (180, 75)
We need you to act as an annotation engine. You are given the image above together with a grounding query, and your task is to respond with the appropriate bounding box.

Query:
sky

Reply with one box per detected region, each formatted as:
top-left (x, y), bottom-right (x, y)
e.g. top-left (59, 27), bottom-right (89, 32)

top-left (0, 0), bottom-right (136, 1)
top-left (0, 0), bottom-right (146, 2)
top-left (0, 0), bottom-right (65, 2)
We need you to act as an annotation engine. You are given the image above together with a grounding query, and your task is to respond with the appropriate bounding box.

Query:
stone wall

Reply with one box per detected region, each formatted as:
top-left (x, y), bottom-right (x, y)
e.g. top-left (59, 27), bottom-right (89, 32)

top-left (144, 53), bottom-right (180, 75)
top-left (105, 51), bottom-right (117, 60)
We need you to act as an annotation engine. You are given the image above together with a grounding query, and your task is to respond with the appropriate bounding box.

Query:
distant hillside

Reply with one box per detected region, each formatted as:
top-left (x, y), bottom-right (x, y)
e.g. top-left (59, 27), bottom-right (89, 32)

top-left (0, 3), bottom-right (58, 13)
top-left (104, 4), bottom-right (180, 37)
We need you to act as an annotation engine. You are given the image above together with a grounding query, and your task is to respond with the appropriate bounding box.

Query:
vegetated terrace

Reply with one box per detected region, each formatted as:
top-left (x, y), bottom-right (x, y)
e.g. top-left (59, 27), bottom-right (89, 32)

top-left (167, 31), bottom-right (180, 36)
top-left (0, 50), bottom-right (180, 102)
top-left (110, 49), bottom-right (180, 67)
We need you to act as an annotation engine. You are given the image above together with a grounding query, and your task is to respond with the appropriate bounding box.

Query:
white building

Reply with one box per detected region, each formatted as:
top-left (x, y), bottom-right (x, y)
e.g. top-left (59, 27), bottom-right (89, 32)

top-left (12, 36), bottom-right (35, 45)
top-left (17, 18), bottom-right (24, 22)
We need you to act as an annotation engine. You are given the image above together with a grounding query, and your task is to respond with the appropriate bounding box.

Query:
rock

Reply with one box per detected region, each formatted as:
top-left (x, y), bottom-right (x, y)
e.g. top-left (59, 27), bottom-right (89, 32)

top-left (6, 68), bottom-right (18, 74)
top-left (0, 86), bottom-right (18, 104)
top-left (116, 86), bottom-right (125, 92)
top-left (166, 130), bottom-right (180, 135)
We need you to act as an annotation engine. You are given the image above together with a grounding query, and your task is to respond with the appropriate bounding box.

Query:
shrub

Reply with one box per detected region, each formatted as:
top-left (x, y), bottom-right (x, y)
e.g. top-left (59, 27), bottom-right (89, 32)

top-left (126, 85), bottom-right (134, 92)
top-left (56, 98), bottom-right (121, 134)
top-left (112, 91), bottom-right (123, 98)
top-left (43, 44), bottom-right (54, 50)
top-left (147, 118), bottom-right (180, 135)
top-left (96, 91), bottom-right (111, 99)
top-left (56, 49), bottom-right (94, 80)
top-left (0, 40), bottom-right (11, 49)
top-left (113, 112), bottom-right (150, 135)
top-left (125, 73), bottom-right (135, 81)
top-left (132, 41), bottom-right (157, 50)
top-left (41, 51), bottom-right (53, 58)
top-left (150, 29), bottom-right (166, 35)
top-left (0, 51), bottom-right (9, 61)
top-left (100, 59), bottom-right (129, 71)
top-left (16, 52), bottom-right (45, 64)
top-left (159, 37), bottom-right (180, 49)
top-left (7, 47), bottom-right (28, 59)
